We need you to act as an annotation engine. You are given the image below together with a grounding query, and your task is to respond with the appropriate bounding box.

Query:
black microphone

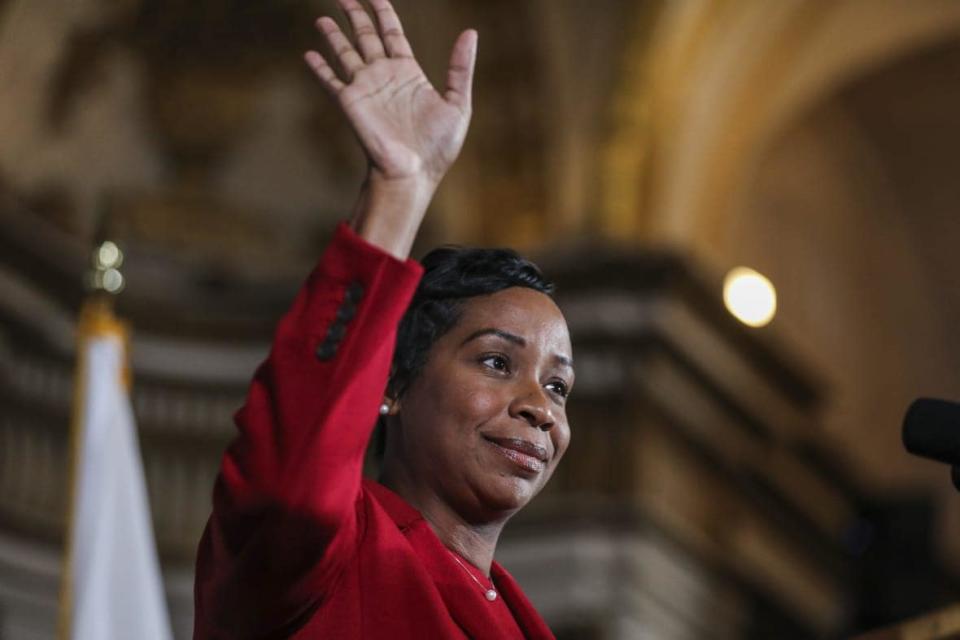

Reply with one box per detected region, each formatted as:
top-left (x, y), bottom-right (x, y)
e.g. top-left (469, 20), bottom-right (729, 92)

top-left (902, 398), bottom-right (960, 491)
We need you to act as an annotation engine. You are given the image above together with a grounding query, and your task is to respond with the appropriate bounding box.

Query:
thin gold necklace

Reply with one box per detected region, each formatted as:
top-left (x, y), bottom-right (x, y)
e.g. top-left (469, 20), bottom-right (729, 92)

top-left (450, 553), bottom-right (498, 601)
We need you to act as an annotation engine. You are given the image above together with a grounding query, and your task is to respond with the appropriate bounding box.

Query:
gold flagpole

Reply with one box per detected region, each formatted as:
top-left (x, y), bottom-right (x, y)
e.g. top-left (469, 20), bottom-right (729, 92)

top-left (57, 241), bottom-right (128, 640)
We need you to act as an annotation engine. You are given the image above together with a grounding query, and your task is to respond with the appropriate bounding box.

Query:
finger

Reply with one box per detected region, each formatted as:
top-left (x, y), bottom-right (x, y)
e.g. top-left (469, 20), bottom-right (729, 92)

top-left (444, 29), bottom-right (477, 110)
top-left (304, 50), bottom-right (346, 94)
top-left (337, 0), bottom-right (387, 62)
top-left (316, 16), bottom-right (364, 77)
top-left (368, 0), bottom-right (414, 58)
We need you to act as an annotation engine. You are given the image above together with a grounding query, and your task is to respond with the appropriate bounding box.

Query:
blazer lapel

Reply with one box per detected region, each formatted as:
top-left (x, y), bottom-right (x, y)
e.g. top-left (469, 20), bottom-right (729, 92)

top-left (404, 519), bottom-right (525, 639)
top-left (364, 480), bottom-right (554, 639)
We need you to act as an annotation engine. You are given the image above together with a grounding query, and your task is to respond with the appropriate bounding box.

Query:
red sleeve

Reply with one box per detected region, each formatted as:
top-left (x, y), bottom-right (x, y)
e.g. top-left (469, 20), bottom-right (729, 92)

top-left (193, 222), bottom-right (423, 637)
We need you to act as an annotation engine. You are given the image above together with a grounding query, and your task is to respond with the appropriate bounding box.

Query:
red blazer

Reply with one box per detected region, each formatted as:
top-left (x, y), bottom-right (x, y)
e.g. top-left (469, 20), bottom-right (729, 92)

top-left (193, 223), bottom-right (556, 639)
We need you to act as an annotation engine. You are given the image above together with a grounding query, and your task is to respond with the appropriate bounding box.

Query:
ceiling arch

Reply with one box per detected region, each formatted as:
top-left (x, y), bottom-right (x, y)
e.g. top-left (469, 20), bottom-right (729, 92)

top-left (603, 0), bottom-right (960, 260)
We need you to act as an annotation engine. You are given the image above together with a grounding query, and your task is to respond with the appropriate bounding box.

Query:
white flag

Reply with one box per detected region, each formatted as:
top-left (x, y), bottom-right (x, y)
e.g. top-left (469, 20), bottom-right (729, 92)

top-left (62, 312), bottom-right (173, 640)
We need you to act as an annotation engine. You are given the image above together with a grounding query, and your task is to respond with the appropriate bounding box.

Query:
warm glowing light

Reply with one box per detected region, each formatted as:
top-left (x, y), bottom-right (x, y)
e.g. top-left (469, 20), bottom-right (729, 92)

top-left (95, 241), bottom-right (123, 269)
top-left (723, 267), bottom-right (776, 327)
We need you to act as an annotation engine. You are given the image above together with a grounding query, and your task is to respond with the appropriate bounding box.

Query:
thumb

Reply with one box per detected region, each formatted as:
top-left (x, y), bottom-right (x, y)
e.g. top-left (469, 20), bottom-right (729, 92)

top-left (444, 29), bottom-right (477, 110)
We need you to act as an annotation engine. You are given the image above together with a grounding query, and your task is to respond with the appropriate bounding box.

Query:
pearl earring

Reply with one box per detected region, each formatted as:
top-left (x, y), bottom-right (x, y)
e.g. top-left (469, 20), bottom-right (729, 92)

top-left (379, 403), bottom-right (390, 416)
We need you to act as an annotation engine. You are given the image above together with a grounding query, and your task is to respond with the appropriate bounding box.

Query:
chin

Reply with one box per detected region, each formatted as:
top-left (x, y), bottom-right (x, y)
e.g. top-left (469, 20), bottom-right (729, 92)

top-left (479, 474), bottom-right (540, 514)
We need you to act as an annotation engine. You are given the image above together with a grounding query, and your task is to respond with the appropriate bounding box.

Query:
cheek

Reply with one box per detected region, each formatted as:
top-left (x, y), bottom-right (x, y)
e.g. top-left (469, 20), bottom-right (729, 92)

top-left (424, 375), bottom-right (505, 444)
top-left (551, 423), bottom-right (572, 460)
top-left (459, 386), bottom-right (504, 424)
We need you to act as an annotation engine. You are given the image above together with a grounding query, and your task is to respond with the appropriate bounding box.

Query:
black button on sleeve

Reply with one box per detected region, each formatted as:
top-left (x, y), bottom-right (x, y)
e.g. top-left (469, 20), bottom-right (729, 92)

top-left (335, 303), bottom-right (356, 323)
top-left (345, 281), bottom-right (364, 304)
top-left (326, 321), bottom-right (346, 342)
top-left (316, 341), bottom-right (337, 361)
top-left (315, 281), bottom-right (364, 362)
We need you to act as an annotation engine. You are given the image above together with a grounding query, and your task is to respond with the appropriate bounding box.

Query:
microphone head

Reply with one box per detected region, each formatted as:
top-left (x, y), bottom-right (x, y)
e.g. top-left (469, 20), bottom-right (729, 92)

top-left (903, 398), bottom-right (960, 466)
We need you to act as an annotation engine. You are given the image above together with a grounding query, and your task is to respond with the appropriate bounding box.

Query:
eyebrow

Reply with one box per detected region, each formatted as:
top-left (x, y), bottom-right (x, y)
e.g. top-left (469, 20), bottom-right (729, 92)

top-left (460, 327), bottom-right (574, 370)
top-left (461, 328), bottom-right (525, 348)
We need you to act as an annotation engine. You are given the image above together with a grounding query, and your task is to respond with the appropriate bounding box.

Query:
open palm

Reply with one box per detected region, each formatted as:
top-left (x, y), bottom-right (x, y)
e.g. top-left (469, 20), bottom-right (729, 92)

top-left (305, 0), bottom-right (477, 185)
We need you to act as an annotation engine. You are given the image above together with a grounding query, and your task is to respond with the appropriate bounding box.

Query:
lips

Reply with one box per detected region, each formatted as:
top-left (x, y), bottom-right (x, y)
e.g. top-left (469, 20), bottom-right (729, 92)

top-left (483, 436), bottom-right (549, 474)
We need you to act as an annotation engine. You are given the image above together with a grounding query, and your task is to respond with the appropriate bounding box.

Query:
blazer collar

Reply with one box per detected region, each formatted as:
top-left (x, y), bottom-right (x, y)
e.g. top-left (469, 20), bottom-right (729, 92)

top-left (363, 479), bottom-right (555, 640)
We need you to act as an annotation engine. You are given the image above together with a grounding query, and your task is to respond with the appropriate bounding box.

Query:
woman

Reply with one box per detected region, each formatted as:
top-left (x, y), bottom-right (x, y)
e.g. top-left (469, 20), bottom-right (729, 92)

top-left (193, 1), bottom-right (574, 637)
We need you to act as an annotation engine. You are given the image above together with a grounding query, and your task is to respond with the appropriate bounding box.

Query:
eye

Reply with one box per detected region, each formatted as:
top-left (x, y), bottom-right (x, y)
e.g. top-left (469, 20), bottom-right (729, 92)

top-left (546, 379), bottom-right (569, 399)
top-left (480, 354), bottom-right (510, 372)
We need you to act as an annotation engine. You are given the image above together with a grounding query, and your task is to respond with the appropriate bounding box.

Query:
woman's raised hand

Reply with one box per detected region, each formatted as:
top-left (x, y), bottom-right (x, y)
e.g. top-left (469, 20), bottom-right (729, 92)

top-left (305, 0), bottom-right (477, 189)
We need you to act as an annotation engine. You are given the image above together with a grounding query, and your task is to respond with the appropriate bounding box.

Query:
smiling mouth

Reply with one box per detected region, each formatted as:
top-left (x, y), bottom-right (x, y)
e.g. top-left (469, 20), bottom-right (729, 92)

top-left (483, 436), bottom-right (548, 474)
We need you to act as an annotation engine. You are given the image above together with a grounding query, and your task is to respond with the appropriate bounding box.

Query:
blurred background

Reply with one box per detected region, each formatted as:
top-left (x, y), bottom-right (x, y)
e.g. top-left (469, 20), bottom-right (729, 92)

top-left (2, 0), bottom-right (960, 637)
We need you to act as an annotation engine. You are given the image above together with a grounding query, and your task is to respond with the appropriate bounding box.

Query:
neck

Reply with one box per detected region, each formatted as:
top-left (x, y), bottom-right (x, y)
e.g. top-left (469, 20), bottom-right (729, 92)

top-left (379, 462), bottom-right (507, 575)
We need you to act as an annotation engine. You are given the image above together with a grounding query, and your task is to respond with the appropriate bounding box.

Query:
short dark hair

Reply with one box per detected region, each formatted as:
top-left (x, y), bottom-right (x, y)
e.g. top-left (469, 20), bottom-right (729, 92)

top-left (388, 246), bottom-right (555, 398)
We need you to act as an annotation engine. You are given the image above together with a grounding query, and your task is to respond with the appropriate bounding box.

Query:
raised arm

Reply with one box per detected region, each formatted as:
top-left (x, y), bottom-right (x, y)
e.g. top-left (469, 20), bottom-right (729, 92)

top-left (306, 0), bottom-right (477, 259)
top-left (194, 2), bottom-right (476, 636)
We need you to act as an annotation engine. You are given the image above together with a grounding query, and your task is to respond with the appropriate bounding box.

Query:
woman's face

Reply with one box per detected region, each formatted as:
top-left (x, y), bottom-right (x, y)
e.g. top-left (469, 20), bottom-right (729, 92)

top-left (392, 286), bottom-right (574, 522)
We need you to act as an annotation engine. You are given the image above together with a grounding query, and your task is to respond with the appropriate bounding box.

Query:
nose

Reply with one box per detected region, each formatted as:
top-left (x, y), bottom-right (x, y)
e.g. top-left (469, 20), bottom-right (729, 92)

top-left (509, 382), bottom-right (555, 431)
